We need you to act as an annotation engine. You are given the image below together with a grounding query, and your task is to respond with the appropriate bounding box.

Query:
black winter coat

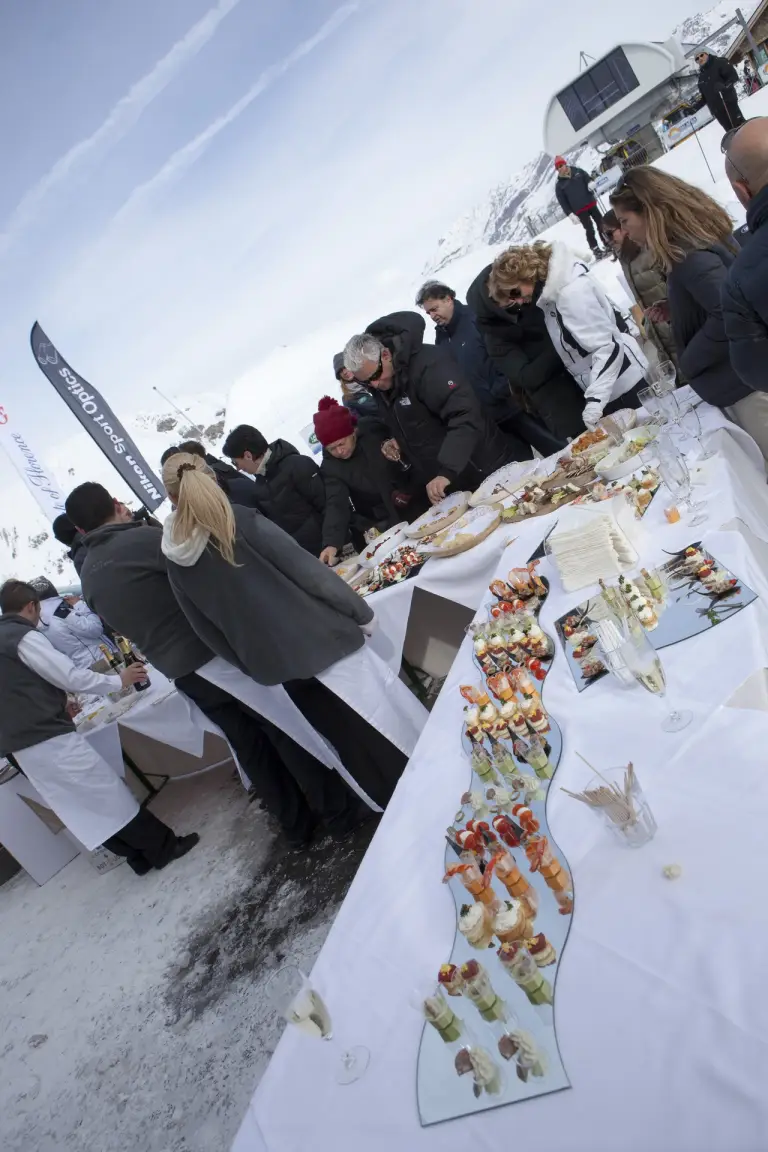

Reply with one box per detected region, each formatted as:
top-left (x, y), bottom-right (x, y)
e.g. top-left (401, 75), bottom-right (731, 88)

top-left (722, 185), bottom-right (768, 394)
top-left (205, 454), bottom-right (263, 509)
top-left (698, 54), bottom-right (739, 111)
top-left (251, 439), bottom-right (325, 554)
top-left (667, 243), bottom-right (751, 408)
top-left (434, 300), bottom-right (520, 423)
top-left (466, 265), bottom-right (586, 439)
top-left (554, 167), bottom-right (597, 216)
top-left (320, 433), bottom-right (400, 552)
top-left (363, 311), bottom-right (523, 490)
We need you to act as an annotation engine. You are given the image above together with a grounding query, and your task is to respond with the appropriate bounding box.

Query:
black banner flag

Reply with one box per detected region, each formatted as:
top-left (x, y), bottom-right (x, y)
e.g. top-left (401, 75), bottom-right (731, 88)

top-left (30, 322), bottom-right (165, 511)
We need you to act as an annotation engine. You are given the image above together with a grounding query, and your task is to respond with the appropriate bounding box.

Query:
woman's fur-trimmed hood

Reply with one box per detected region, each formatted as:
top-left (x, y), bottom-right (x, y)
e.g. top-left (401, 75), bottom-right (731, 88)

top-left (538, 240), bottom-right (592, 304)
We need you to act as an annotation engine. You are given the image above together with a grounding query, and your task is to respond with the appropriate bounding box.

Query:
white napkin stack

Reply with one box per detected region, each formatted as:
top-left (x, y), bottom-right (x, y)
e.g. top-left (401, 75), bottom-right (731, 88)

top-left (548, 514), bottom-right (637, 592)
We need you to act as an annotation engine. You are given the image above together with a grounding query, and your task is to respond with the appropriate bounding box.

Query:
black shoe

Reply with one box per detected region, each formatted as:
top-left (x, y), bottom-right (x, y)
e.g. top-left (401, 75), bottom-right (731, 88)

top-left (127, 858), bottom-right (153, 876)
top-left (170, 832), bottom-right (200, 862)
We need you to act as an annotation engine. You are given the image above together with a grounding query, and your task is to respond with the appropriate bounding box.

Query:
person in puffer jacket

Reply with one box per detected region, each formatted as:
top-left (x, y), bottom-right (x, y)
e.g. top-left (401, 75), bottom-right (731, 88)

top-left (29, 577), bottom-right (116, 669)
top-left (487, 241), bottom-right (648, 427)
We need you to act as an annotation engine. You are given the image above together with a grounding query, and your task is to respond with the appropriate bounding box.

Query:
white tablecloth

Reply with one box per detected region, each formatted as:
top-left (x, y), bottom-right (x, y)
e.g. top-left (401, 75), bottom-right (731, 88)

top-left (233, 407), bottom-right (768, 1151)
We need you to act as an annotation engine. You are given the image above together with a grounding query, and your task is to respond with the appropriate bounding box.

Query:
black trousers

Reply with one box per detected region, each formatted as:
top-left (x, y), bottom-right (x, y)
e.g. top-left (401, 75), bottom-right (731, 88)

top-left (711, 89), bottom-right (745, 131)
top-left (576, 206), bottom-right (604, 252)
top-left (175, 671), bottom-right (362, 842)
top-left (603, 381), bottom-right (645, 415)
top-left (104, 808), bottom-right (178, 874)
top-left (284, 677), bottom-right (407, 809)
top-left (500, 412), bottom-right (567, 456)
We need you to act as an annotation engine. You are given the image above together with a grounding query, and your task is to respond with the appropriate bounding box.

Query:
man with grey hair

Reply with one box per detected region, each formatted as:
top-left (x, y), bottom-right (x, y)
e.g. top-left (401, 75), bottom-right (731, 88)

top-left (721, 119), bottom-right (768, 450)
top-left (343, 311), bottom-right (524, 505)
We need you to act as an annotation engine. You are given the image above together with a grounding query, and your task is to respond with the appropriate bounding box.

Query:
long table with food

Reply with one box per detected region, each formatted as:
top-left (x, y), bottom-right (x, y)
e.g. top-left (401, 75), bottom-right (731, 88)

top-left (233, 397), bottom-right (768, 1151)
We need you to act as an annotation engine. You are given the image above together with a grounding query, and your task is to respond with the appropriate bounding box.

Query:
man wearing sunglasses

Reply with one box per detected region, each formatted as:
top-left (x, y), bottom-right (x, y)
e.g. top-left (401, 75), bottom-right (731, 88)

top-left (721, 118), bottom-right (768, 399)
top-left (696, 49), bottom-right (745, 132)
top-left (343, 311), bottom-right (527, 506)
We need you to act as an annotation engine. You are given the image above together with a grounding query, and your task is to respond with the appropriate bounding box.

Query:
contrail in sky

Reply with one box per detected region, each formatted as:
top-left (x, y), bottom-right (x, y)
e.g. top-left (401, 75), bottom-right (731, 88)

top-left (0, 0), bottom-right (243, 257)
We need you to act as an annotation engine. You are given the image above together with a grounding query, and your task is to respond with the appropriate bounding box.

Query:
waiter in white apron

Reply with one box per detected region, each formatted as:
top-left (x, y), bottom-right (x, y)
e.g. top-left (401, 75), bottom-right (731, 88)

top-left (0, 579), bottom-right (199, 876)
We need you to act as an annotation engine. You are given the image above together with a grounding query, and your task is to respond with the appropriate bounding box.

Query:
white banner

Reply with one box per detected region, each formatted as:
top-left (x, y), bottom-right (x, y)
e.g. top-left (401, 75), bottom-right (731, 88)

top-left (0, 401), bottom-right (67, 522)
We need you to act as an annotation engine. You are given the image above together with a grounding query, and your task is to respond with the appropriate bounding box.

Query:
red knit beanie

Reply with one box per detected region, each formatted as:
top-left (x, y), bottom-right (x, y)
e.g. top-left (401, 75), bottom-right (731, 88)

top-left (313, 396), bottom-right (356, 447)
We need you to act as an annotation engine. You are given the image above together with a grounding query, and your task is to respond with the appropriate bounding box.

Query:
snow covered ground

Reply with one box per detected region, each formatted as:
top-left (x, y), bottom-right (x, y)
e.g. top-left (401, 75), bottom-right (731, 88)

top-left (0, 766), bottom-right (378, 1152)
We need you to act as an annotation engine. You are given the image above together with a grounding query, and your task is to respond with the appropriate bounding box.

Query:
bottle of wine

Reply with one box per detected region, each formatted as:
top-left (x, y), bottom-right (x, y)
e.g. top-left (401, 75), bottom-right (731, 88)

top-left (99, 643), bottom-right (123, 672)
top-left (116, 636), bottom-right (151, 692)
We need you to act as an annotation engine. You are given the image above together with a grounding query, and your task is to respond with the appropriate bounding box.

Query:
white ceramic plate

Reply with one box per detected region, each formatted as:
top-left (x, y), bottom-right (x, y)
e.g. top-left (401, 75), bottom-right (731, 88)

top-left (333, 555), bottom-right (362, 583)
top-left (595, 427), bottom-right (659, 482)
top-left (405, 491), bottom-right (471, 539)
top-left (359, 522), bottom-right (410, 568)
top-left (469, 461), bottom-right (543, 507)
top-left (419, 506), bottom-right (501, 556)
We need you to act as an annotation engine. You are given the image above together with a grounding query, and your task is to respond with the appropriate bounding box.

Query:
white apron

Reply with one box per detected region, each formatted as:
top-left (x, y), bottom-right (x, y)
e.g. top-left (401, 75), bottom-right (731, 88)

top-left (14, 731), bottom-right (140, 851)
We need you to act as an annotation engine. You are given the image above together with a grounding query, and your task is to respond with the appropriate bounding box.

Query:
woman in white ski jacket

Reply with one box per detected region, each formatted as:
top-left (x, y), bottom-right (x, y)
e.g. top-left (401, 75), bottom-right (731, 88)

top-left (488, 240), bottom-right (648, 428)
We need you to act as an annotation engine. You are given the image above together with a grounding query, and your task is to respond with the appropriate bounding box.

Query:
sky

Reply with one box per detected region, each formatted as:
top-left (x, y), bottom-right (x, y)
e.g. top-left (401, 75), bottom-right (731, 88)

top-left (0, 0), bottom-right (730, 471)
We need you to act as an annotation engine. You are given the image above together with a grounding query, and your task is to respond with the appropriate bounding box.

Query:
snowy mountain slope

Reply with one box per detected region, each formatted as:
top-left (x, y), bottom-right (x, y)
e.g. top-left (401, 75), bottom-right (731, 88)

top-left (423, 0), bottom-right (758, 276)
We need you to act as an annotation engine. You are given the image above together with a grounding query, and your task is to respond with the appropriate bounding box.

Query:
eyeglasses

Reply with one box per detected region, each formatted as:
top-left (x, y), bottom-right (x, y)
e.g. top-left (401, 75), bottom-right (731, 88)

top-left (721, 125), bottom-right (743, 154)
top-left (355, 351), bottom-right (384, 385)
top-left (695, 53), bottom-right (707, 63)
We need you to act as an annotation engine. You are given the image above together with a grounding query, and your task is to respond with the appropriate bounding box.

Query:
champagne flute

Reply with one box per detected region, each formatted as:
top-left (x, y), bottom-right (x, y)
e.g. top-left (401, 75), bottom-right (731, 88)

top-left (620, 622), bottom-right (693, 732)
top-left (650, 361), bottom-right (677, 394)
top-left (676, 401), bottom-right (715, 461)
top-left (266, 963), bottom-right (370, 1085)
top-left (657, 454), bottom-right (707, 527)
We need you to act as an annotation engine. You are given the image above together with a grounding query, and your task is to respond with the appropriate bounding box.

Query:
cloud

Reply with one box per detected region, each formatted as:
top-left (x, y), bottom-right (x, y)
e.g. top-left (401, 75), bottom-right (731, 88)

top-left (0, 0), bottom-right (243, 258)
top-left (109, 3), bottom-right (361, 224)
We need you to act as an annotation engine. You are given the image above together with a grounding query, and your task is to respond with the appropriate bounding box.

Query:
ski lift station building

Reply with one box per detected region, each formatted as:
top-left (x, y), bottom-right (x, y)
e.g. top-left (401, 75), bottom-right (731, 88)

top-left (543, 40), bottom-right (689, 156)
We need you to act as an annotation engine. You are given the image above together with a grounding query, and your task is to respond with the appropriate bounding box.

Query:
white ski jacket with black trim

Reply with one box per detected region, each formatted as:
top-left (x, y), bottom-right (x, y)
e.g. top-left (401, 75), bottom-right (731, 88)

top-left (536, 242), bottom-right (648, 424)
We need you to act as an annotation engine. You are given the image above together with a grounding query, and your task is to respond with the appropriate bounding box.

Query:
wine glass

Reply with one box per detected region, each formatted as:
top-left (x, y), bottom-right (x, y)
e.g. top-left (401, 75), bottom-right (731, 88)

top-left (620, 621), bottom-right (693, 732)
top-left (657, 454), bottom-right (707, 527)
top-left (638, 386), bottom-right (667, 425)
top-left (649, 360), bottom-right (677, 395)
top-left (675, 401), bottom-right (715, 461)
top-left (266, 963), bottom-right (370, 1085)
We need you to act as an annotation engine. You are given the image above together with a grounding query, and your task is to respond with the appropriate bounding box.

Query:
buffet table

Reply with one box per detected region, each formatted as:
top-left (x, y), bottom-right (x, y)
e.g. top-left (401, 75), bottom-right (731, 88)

top-left (232, 407), bottom-right (768, 1151)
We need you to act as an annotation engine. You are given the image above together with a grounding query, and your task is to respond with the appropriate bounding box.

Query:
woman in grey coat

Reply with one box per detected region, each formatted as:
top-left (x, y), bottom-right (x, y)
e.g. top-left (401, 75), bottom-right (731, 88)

top-left (160, 452), bottom-right (408, 807)
top-left (601, 209), bottom-right (680, 373)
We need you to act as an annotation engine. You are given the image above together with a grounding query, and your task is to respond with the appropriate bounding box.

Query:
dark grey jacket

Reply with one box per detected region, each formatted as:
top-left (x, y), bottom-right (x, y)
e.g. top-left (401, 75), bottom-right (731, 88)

top-left (0, 615), bottom-right (74, 754)
top-left (722, 185), bottom-right (768, 393)
top-left (164, 506), bottom-right (373, 686)
top-left (667, 244), bottom-right (752, 408)
top-left (80, 521), bottom-right (213, 680)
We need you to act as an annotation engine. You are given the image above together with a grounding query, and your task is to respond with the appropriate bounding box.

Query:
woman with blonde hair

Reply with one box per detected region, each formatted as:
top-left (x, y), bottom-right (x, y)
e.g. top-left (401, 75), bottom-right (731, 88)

top-left (159, 452), bottom-right (414, 809)
top-left (610, 167), bottom-right (765, 454)
top-left (487, 239), bottom-right (647, 429)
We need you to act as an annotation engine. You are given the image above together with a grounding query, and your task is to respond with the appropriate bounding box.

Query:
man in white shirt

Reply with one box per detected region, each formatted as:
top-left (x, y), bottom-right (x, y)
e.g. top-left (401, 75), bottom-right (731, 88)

top-left (0, 579), bottom-right (199, 875)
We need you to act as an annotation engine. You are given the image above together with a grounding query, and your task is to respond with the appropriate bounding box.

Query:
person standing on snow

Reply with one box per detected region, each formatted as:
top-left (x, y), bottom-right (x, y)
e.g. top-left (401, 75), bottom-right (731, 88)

top-left (554, 157), bottom-right (607, 258)
top-left (487, 241), bottom-right (648, 428)
top-left (0, 579), bottom-right (198, 874)
top-left (696, 50), bottom-right (745, 131)
top-left (415, 279), bottom-right (564, 455)
top-left (342, 311), bottom-right (527, 506)
top-left (30, 577), bottom-right (116, 669)
top-left (222, 426), bottom-right (326, 554)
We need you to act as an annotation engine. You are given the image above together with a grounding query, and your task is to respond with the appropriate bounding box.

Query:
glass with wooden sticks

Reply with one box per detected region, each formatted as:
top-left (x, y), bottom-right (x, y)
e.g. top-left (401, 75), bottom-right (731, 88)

top-left (563, 756), bottom-right (657, 848)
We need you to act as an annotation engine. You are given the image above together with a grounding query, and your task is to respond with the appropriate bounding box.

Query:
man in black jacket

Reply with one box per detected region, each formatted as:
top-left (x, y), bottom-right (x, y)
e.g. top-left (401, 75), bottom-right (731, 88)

top-left (466, 264), bottom-right (587, 440)
top-left (342, 311), bottom-right (525, 505)
top-left (554, 157), bottom-right (605, 256)
top-left (221, 428), bottom-right (325, 553)
top-left (66, 481), bottom-right (366, 844)
top-left (722, 119), bottom-right (768, 427)
top-left (416, 280), bottom-right (563, 455)
top-left (696, 51), bottom-right (745, 131)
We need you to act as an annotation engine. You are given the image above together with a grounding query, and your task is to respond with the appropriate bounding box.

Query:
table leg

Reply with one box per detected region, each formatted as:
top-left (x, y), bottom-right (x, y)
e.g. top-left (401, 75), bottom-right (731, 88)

top-left (121, 750), bottom-right (170, 804)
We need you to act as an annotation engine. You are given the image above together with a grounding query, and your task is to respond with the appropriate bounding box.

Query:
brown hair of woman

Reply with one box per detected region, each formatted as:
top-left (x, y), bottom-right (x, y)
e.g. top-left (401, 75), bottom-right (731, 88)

top-left (161, 451), bottom-right (238, 565)
top-left (610, 167), bottom-right (734, 271)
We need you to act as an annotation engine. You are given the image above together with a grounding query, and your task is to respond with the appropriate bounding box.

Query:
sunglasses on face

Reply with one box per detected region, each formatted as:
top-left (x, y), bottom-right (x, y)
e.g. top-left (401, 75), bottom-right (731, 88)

top-left (355, 351), bottom-right (384, 385)
top-left (506, 287), bottom-right (523, 301)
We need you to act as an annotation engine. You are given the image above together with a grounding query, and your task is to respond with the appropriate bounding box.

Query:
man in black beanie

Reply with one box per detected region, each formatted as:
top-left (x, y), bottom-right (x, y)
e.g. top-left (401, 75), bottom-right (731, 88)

top-left (222, 425), bottom-right (325, 554)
